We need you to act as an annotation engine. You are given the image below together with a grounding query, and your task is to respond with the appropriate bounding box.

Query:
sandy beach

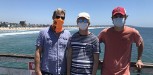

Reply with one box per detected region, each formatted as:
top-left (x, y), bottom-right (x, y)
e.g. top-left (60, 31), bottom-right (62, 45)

top-left (0, 27), bottom-right (77, 31)
top-left (0, 27), bottom-right (47, 31)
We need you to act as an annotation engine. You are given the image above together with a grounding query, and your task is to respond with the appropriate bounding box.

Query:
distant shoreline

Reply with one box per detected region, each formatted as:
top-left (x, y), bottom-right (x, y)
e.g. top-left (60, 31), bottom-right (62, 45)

top-left (0, 27), bottom-right (47, 31)
top-left (0, 26), bottom-right (107, 31)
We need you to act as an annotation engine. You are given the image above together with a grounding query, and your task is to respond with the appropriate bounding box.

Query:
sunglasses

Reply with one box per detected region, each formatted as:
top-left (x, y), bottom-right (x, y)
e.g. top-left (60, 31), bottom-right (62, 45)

top-left (78, 19), bottom-right (88, 23)
top-left (56, 16), bottom-right (65, 20)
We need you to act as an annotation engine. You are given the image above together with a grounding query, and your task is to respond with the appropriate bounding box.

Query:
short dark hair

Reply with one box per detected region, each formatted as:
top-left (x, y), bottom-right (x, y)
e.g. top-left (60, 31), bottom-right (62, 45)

top-left (52, 8), bottom-right (66, 20)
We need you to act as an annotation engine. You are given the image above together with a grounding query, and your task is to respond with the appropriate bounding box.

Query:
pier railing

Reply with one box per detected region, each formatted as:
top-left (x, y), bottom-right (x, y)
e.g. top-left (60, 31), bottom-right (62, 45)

top-left (0, 54), bottom-right (153, 75)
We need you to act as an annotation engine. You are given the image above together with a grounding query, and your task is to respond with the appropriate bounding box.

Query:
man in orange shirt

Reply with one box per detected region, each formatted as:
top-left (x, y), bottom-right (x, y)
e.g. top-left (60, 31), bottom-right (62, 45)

top-left (98, 6), bottom-right (144, 75)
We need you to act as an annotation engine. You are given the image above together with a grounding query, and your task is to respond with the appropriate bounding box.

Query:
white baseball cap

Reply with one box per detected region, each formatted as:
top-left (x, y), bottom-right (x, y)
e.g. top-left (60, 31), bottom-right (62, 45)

top-left (78, 12), bottom-right (90, 20)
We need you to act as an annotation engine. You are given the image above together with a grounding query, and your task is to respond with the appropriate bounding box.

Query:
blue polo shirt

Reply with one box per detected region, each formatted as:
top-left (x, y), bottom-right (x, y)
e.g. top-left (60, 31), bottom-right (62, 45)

top-left (36, 27), bottom-right (71, 75)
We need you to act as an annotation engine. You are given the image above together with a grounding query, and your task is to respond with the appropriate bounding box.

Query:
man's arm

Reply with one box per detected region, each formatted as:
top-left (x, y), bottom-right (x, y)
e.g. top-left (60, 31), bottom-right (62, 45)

top-left (67, 47), bottom-right (72, 75)
top-left (34, 46), bottom-right (42, 75)
top-left (136, 42), bottom-right (144, 69)
top-left (92, 53), bottom-right (99, 75)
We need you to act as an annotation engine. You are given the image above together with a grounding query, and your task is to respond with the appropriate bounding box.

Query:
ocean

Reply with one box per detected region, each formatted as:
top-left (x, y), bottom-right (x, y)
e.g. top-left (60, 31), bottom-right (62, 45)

top-left (0, 26), bottom-right (153, 75)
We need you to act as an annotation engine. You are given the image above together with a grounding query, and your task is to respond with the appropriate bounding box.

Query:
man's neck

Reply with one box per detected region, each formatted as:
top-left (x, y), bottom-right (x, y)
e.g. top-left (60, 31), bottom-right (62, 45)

top-left (79, 29), bottom-right (90, 36)
top-left (114, 26), bottom-right (124, 31)
top-left (50, 25), bottom-right (63, 37)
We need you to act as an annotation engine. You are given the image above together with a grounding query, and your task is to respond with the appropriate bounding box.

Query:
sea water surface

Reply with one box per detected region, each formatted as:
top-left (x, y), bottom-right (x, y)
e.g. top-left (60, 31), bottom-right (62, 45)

top-left (0, 26), bottom-right (153, 74)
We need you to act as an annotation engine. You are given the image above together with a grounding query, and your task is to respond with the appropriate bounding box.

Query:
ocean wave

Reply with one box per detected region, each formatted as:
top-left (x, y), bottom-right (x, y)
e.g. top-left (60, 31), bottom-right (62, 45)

top-left (88, 27), bottom-right (107, 29)
top-left (0, 27), bottom-right (105, 37)
top-left (65, 27), bottom-right (106, 30)
top-left (0, 31), bottom-right (39, 37)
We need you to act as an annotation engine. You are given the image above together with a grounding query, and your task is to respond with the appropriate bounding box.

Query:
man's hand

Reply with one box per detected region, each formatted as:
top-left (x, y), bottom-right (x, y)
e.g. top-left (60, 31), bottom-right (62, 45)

top-left (136, 60), bottom-right (143, 69)
top-left (35, 71), bottom-right (42, 75)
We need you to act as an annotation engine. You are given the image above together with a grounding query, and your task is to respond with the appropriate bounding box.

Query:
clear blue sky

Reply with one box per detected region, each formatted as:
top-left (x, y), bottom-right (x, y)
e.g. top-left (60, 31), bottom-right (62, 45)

top-left (0, 0), bottom-right (153, 27)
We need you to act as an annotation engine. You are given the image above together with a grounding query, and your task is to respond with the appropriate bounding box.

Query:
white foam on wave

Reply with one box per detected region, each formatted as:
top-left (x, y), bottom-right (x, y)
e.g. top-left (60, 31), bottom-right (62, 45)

top-left (0, 27), bottom-right (107, 37)
top-left (0, 31), bottom-right (39, 37)
top-left (88, 27), bottom-right (108, 29)
top-left (64, 27), bottom-right (78, 31)
top-left (65, 27), bottom-right (106, 30)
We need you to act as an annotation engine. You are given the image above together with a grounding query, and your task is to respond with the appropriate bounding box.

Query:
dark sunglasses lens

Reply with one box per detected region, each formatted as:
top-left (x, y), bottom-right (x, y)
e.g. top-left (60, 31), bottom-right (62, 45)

top-left (84, 19), bottom-right (88, 23)
top-left (56, 16), bottom-right (65, 20)
top-left (61, 17), bottom-right (65, 20)
top-left (56, 16), bottom-right (60, 19)
top-left (78, 19), bottom-right (88, 23)
top-left (78, 19), bottom-right (83, 23)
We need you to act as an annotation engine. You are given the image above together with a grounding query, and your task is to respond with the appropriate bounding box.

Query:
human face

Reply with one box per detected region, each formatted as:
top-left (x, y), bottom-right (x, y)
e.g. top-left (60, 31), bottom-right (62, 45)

top-left (52, 13), bottom-right (65, 33)
top-left (112, 13), bottom-right (126, 29)
top-left (77, 17), bottom-right (89, 30)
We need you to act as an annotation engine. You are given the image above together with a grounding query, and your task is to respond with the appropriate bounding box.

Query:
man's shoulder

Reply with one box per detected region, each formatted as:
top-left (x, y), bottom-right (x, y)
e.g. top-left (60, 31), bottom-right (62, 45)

top-left (90, 33), bottom-right (98, 38)
top-left (90, 33), bottom-right (99, 41)
top-left (124, 26), bottom-right (139, 33)
top-left (39, 27), bottom-right (49, 32)
top-left (71, 32), bottom-right (79, 38)
top-left (38, 27), bottom-right (49, 35)
top-left (62, 29), bottom-right (71, 37)
top-left (125, 26), bottom-right (133, 29)
top-left (101, 27), bottom-right (112, 33)
top-left (63, 29), bottom-right (71, 34)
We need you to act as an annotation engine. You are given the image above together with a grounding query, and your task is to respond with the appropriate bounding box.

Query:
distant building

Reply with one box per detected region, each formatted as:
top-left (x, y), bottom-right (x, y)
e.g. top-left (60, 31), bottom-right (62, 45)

top-left (0, 22), bottom-right (2, 27)
top-left (0, 22), bottom-right (10, 27)
top-left (10, 23), bottom-right (19, 27)
top-left (19, 21), bottom-right (27, 27)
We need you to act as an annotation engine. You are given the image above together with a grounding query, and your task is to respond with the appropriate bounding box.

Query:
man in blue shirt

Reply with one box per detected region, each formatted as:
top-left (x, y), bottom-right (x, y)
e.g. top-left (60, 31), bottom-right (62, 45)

top-left (35, 8), bottom-right (71, 75)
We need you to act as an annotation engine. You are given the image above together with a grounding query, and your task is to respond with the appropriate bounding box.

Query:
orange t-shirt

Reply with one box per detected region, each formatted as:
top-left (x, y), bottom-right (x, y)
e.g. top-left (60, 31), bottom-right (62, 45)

top-left (98, 26), bottom-right (143, 75)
